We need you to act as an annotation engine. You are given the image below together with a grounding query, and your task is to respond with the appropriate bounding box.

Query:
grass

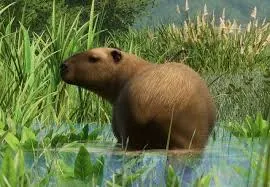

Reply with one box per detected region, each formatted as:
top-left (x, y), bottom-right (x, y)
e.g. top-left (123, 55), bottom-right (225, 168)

top-left (0, 0), bottom-right (111, 134)
top-left (0, 0), bottom-right (270, 186)
top-left (224, 112), bottom-right (270, 137)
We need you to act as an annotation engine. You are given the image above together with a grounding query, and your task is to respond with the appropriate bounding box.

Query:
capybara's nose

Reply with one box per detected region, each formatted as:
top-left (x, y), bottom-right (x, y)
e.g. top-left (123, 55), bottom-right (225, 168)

top-left (60, 62), bottom-right (68, 74)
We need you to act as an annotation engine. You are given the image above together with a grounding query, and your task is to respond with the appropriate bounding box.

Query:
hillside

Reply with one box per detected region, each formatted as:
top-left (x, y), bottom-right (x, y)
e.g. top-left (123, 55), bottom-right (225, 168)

top-left (136, 0), bottom-right (270, 27)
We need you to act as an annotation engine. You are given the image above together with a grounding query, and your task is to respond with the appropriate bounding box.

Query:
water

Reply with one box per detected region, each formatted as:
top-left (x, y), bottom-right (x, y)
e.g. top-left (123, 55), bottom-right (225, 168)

top-left (20, 127), bottom-right (267, 186)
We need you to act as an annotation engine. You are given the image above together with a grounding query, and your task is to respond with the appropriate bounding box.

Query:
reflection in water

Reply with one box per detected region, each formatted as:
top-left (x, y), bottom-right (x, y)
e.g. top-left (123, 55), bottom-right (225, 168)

top-left (12, 128), bottom-right (266, 186)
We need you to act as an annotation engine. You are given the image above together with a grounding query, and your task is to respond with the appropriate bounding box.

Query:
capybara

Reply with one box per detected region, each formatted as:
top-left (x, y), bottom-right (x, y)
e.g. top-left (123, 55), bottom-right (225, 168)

top-left (60, 47), bottom-right (216, 150)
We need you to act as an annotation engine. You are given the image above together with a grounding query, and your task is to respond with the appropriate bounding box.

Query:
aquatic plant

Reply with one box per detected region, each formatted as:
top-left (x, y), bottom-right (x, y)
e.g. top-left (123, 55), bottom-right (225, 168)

top-left (225, 113), bottom-right (270, 138)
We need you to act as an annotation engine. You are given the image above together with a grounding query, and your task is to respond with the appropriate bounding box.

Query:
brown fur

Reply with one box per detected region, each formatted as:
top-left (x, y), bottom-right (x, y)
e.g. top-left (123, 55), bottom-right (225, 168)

top-left (60, 47), bottom-right (216, 150)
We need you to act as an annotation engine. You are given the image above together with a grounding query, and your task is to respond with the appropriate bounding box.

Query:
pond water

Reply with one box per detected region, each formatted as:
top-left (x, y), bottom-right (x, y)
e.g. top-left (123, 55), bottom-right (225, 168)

top-left (20, 126), bottom-right (267, 187)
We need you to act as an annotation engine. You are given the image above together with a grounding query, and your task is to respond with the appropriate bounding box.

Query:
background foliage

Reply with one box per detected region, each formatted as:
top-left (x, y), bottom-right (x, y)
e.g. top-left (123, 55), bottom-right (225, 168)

top-left (0, 0), bottom-right (154, 34)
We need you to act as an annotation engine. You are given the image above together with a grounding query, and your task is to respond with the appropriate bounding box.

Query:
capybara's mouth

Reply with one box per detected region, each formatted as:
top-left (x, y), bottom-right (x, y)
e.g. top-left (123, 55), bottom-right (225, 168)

top-left (60, 63), bottom-right (68, 75)
top-left (60, 63), bottom-right (72, 83)
top-left (60, 64), bottom-right (73, 85)
top-left (60, 75), bottom-right (74, 85)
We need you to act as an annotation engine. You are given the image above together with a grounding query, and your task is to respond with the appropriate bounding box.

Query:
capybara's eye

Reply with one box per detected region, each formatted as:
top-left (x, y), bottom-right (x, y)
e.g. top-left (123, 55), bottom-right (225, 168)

top-left (88, 56), bottom-right (99, 63)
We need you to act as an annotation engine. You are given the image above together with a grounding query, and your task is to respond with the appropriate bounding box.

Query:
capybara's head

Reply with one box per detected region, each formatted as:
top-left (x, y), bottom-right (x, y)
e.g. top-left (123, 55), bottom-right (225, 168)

top-left (60, 48), bottom-right (122, 87)
top-left (60, 47), bottom-right (149, 102)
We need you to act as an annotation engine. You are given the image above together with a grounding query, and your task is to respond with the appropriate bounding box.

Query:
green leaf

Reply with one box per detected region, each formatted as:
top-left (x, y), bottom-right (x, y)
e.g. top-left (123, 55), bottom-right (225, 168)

top-left (106, 173), bottom-right (124, 187)
top-left (14, 149), bottom-right (25, 184)
top-left (69, 133), bottom-right (80, 142)
top-left (21, 24), bottom-right (32, 76)
top-left (82, 124), bottom-right (89, 140)
top-left (125, 168), bottom-right (146, 186)
top-left (88, 127), bottom-right (103, 141)
top-left (195, 174), bottom-right (212, 187)
top-left (91, 156), bottom-right (104, 185)
top-left (38, 173), bottom-right (54, 187)
top-left (0, 122), bottom-right (4, 130)
top-left (21, 126), bottom-right (36, 144)
top-left (0, 2), bottom-right (15, 16)
top-left (0, 112), bottom-right (4, 129)
top-left (5, 132), bottom-right (20, 151)
top-left (166, 165), bottom-right (180, 187)
top-left (87, 0), bottom-right (96, 49)
top-left (51, 135), bottom-right (68, 148)
top-left (0, 148), bottom-right (16, 187)
top-left (233, 166), bottom-right (248, 178)
top-left (51, 0), bottom-right (56, 39)
top-left (106, 180), bottom-right (122, 187)
top-left (21, 127), bottom-right (38, 149)
top-left (56, 160), bottom-right (74, 179)
top-left (0, 130), bottom-right (8, 143)
top-left (74, 146), bottom-right (92, 181)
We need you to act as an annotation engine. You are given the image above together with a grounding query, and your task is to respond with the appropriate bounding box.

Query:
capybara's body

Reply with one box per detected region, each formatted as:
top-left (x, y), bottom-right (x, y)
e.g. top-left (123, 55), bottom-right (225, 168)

top-left (60, 48), bottom-right (216, 150)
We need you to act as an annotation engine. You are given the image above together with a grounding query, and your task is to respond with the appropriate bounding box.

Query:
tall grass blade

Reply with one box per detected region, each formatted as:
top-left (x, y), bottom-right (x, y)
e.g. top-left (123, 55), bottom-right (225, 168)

top-left (87, 0), bottom-right (96, 49)
top-left (0, 2), bottom-right (15, 16)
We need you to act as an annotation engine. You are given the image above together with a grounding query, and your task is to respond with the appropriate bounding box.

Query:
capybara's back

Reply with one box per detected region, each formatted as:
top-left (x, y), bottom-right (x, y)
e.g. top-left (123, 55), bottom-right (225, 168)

top-left (113, 62), bottom-right (216, 150)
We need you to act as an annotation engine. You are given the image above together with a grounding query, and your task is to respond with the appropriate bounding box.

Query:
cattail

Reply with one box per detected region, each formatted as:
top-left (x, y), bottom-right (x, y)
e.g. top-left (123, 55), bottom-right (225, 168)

top-left (203, 4), bottom-right (208, 16)
top-left (262, 17), bottom-right (266, 26)
top-left (147, 31), bottom-right (154, 40)
top-left (183, 21), bottom-right (189, 41)
top-left (254, 19), bottom-right (258, 28)
top-left (230, 19), bottom-right (237, 33)
top-left (238, 24), bottom-right (242, 33)
top-left (219, 17), bottom-right (225, 29)
top-left (247, 21), bottom-right (251, 32)
top-left (261, 34), bottom-right (270, 49)
top-left (197, 15), bottom-right (202, 36)
top-left (222, 8), bottom-right (226, 20)
top-left (256, 33), bottom-right (262, 45)
top-left (171, 23), bottom-right (177, 33)
top-left (197, 15), bottom-right (202, 27)
top-left (211, 10), bottom-right (215, 27)
top-left (202, 14), bottom-right (206, 27)
top-left (184, 20), bottom-right (188, 31)
top-left (185, 0), bottom-right (189, 11)
top-left (262, 23), bottom-right (270, 31)
top-left (266, 34), bottom-right (270, 43)
top-left (176, 4), bottom-right (180, 14)
top-left (240, 36), bottom-right (244, 54)
top-left (251, 6), bottom-right (257, 19)
top-left (219, 17), bottom-right (225, 37)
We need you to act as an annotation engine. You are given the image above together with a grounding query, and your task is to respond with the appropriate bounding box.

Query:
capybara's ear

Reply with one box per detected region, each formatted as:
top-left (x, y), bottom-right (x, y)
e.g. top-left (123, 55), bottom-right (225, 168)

top-left (111, 49), bottom-right (122, 63)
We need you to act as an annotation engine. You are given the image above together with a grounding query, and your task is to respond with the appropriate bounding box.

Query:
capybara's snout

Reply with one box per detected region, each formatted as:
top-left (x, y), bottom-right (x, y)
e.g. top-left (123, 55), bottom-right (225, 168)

top-left (60, 62), bottom-right (69, 76)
